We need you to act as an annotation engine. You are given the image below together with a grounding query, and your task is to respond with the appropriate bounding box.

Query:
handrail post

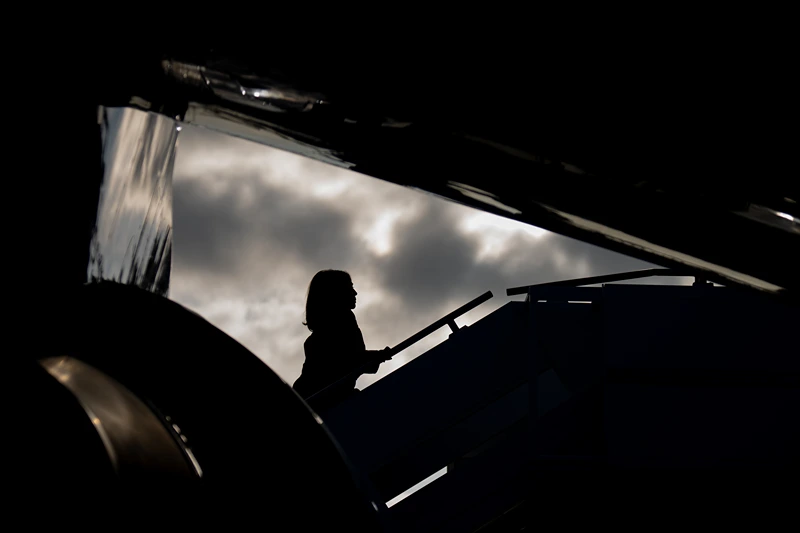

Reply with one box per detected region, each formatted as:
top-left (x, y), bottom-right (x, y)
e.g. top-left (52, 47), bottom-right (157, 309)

top-left (447, 319), bottom-right (459, 334)
top-left (527, 287), bottom-right (539, 502)
top-left (507, 268), bottom-right (689, 296)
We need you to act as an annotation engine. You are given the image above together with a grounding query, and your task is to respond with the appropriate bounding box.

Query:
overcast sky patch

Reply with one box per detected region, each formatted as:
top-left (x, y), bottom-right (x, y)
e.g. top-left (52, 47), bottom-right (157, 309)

top-left (170, 125), bottom-right (674, 385)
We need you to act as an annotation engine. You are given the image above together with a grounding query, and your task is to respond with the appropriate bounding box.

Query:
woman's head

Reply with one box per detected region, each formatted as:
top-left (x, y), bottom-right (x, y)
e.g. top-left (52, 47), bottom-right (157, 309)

top-left (304, 270), bottom-right (357, 331)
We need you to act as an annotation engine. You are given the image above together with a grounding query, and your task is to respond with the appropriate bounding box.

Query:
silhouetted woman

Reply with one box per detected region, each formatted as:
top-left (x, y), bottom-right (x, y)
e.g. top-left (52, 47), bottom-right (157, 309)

top-left (293, 270), bottom-right (391, 411)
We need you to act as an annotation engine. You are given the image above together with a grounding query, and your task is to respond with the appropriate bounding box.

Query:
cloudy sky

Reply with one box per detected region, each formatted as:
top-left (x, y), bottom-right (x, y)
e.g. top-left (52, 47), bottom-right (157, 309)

top-left (169, 125), bottom-right (688, 388)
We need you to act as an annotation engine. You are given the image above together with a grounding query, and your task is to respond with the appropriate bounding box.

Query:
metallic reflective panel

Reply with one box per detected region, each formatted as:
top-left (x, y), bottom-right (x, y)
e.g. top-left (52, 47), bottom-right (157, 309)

top-left (120, 48), bottom-right (796, 296)
top-left (162, 59), bottom-right (328, 113)
top-left (87, 107), bottom-right (177, 296)
top-left (184, 101), bottom-right (353, 169)
top-left (736, 203), bottom-right (800, 235)
top-left (40, 356), bottom-right (200, 479)
top-left (160, 59), bottom-right (353, 169)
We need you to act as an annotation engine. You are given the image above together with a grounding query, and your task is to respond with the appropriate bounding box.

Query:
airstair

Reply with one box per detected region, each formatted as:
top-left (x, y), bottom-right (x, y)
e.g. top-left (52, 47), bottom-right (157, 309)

top-left (322, 270), bottom-right (800, 532)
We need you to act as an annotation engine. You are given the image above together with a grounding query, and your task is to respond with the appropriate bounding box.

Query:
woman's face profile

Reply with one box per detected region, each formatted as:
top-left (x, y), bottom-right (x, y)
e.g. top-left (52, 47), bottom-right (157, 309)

top-left (347, 281), bottom-right (357, 310)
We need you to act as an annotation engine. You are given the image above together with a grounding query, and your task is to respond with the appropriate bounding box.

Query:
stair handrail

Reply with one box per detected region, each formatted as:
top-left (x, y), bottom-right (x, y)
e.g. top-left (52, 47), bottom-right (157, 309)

top-left (506, 268), bottom-right (694, 296)
top-left (305, 290), bottom-right (493, 406)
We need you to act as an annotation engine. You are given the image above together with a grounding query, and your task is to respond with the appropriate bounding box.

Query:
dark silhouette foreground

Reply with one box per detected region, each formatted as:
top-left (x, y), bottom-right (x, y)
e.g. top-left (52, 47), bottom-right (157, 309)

top-left (293, 270), bottom-right (390, 411)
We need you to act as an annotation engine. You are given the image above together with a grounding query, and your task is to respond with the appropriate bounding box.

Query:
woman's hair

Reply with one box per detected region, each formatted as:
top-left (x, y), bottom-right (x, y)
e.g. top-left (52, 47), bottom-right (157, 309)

top-left (304, 269), bottom-right (352, 332)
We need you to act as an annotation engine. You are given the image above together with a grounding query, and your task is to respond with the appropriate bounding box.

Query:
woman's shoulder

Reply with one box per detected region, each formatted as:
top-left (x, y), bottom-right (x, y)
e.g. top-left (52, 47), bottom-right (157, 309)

top-left (304, 332), bottom-right (317, 349)
top-left (304, 328), bottom-right (337, 350)
top-left (303, 333), bottom-right (320, 361)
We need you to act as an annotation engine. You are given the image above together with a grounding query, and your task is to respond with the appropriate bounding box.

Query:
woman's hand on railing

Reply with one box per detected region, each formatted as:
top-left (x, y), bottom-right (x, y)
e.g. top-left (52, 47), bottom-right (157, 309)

top-left (363, 347), bottom-right (393, 374)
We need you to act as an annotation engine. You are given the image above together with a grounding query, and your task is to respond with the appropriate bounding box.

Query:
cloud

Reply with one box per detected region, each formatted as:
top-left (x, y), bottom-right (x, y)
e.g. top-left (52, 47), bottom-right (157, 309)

top-left (173, 171), bottom-right (357, 279)
top-left (170, 125), bottom-right (673, 385)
